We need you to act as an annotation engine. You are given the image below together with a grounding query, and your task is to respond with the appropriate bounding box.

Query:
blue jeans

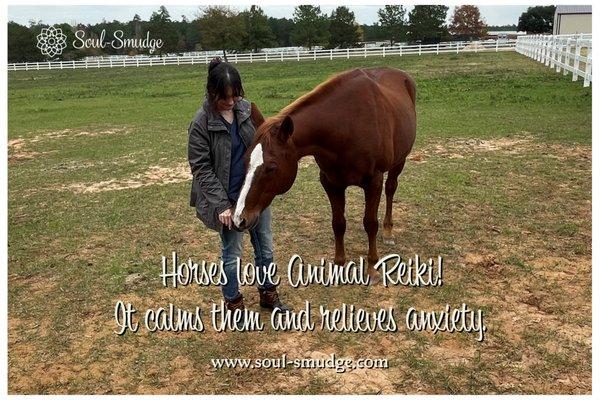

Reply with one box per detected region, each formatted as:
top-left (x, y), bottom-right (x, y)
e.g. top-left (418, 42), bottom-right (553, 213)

top-left (219, 206), bottom-right (277, 301)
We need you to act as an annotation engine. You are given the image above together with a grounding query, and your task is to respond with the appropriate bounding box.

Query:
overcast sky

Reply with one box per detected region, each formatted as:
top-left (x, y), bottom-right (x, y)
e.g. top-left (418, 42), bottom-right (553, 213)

top-left (8, 5), bottom-right (528, 27)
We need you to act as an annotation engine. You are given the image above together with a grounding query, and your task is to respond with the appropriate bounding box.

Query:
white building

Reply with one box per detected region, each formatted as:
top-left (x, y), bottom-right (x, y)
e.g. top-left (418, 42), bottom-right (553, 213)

top-left (553, 5), bottom-right (592, 35)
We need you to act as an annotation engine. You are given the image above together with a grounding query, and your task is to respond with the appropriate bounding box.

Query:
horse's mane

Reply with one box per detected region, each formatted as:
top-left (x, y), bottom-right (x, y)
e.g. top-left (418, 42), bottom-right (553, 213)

top-left (257, 69), bottom-right (360, 141)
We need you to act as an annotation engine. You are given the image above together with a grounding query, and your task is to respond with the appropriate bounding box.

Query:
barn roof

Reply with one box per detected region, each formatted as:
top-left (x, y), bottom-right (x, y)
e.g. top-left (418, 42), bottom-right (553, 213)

top-left (555, 5), bottom-right (592, 14)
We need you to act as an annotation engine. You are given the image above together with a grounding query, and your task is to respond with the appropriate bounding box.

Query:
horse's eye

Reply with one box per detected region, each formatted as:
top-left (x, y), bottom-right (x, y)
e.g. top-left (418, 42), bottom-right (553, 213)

top-left (265, 162), bottom-right (277, 172)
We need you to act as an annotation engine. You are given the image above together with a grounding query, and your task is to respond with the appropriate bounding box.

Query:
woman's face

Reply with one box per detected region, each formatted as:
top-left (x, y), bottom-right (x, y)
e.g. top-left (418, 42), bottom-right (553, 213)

top-left (216, 87), bottom-right (241, 112)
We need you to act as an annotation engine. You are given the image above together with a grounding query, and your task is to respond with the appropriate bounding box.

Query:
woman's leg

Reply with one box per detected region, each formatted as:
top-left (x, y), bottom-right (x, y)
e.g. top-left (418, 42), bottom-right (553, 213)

top-left (249, 206), bottom-right (276, 291)
top-left (219, 226), bottom-right (244, 301)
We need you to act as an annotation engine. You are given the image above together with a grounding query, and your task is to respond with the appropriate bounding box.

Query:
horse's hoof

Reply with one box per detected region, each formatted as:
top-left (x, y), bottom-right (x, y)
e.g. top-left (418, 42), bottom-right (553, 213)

top-left (383, 238), bottom-right (395, 245)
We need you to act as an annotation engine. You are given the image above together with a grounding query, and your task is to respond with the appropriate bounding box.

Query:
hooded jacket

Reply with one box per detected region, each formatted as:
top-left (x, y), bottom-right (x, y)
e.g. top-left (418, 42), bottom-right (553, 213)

top-left (188, 98), bottom-right (254, 232)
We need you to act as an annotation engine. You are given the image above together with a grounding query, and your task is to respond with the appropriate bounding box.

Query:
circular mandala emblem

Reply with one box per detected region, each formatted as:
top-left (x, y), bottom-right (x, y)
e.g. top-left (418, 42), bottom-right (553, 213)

top-left (36, 26), bottom-right (68, 57)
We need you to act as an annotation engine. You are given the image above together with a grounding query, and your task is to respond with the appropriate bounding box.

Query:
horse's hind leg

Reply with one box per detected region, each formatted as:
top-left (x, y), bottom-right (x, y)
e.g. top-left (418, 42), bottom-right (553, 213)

top-left (383, 160), bottom-right (406, 245)
top-left (320, 171), bottom-right (347, 266)
top-left (362, 171), bottom-right (384, 282)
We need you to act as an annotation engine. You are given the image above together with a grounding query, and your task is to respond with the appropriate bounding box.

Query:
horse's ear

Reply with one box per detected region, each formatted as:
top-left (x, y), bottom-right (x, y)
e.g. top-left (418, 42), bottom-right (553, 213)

top-left (278, 115), bottom-right (294, 142)
top-left (250, 102), bottom-right (265, 128)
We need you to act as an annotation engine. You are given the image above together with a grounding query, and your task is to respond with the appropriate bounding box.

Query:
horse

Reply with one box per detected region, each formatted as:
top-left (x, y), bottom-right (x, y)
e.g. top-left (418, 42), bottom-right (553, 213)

top-left (233, 67), bottom-right (416, 280)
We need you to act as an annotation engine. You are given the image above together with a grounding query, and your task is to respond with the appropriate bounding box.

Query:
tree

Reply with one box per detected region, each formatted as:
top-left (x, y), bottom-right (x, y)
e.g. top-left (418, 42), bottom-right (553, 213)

top-left (517, 6), bottom-right (555, 34)
top-left (449, 5), bottom-right (486, 39)
top-left (148, 6), bottom-right (178, 54)
top-left (408, 5), bottom-right (449, 44)
top-left (240, 5), bottom-right (276, 52)
top-left (377, 5), bottom-right (407, 45)
top-left (361, 23), bottom-right (387, 42)
top-left (290, 5), bottom-right (329, 50)
top-left (268, 17), bottom-right (294, 47)
top-left (195, 6), bottom-right (246, 52)
top-left (129, 14), bottom-right (143, 39)
top-left (8, 21), bottom-right (45, 63)
top-left (328, 6), bottom-right (360, 48)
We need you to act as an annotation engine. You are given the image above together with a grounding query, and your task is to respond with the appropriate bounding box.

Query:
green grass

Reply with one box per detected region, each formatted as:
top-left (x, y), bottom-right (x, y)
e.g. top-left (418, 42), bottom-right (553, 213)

top-left (8, 51), bottom-right (591, 394)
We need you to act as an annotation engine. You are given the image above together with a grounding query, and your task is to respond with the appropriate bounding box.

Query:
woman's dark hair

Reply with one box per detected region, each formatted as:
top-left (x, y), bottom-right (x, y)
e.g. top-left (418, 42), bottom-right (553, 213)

top-left (206, 57), bottom-right (245, 111)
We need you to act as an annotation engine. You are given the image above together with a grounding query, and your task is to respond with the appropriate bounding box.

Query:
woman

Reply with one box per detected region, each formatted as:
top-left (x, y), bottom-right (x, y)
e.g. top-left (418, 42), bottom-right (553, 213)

top-left (188, 58), bottom-right (290, 314)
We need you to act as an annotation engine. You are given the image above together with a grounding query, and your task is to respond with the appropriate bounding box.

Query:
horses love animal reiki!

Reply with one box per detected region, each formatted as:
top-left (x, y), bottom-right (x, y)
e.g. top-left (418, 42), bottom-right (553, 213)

top-left (233, 67), bottom-right (417, 280)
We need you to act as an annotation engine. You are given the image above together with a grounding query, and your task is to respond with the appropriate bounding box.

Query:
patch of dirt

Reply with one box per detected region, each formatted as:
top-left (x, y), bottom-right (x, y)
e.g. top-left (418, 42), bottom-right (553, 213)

top-left (59, 164), bottom-right (191, 194)
top-left (8, 138), bottom-right (26, 150)
top-left (8, 127), bottom-right (129, 166)
top-left (48, 153), bottom-right (139, 172)
top-left (8, 150), bottom-right (55, 164)
top-left (27, 127), bottom-right (130, 143)
top-left (297, 350), bottom-right (395, 394)
top-left (299, 156), bottom-right (316, 169)
top-left (407, 136), bottom-right (591, 164)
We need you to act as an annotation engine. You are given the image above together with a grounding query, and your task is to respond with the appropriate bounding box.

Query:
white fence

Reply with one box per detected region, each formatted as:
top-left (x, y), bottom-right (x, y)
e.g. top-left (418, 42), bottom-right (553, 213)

top-left (7, 39), bottom-right (516, 71)
top-left (516, 34), bottom-right (592, 87)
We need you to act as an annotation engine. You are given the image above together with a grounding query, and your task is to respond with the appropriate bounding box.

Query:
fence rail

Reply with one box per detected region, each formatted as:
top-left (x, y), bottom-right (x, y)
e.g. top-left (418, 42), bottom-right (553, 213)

top-left (516, 34), bottom-right (592, 87)
top-left (7, 39), bottom-right (517, 71)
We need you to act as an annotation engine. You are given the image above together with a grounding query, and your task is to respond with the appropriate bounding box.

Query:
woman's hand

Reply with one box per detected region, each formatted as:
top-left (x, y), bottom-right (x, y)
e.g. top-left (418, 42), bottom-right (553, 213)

top-left (218, 208), bottom-right (234, 229)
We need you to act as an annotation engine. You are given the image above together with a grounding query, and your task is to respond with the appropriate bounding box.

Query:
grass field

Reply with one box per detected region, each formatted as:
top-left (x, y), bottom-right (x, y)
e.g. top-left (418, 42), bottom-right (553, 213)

top-left (7, 51), bottom-right (591, 394)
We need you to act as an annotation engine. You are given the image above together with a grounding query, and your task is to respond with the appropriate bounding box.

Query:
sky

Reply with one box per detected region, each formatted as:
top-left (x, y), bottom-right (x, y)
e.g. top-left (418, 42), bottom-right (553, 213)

top-left (8, 5), bottom-right (528, 27)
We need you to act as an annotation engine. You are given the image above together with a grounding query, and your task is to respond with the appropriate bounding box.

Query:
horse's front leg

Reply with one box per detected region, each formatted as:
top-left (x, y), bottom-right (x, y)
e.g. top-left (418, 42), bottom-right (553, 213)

top-left (362, 172), bottom-right (384, 283)
top-left (320, 172), bottom-right (347, 266)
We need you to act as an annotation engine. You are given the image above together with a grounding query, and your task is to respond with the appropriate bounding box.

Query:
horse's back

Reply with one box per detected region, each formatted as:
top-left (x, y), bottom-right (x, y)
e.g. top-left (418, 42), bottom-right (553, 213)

top-left (351, 67), bottom-right (417, 169)
top-left (361, 67), bottom-right (416, 107)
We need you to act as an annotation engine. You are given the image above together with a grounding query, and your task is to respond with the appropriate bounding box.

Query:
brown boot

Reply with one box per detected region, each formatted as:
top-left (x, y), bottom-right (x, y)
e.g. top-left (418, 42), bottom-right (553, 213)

top-left (258, 287), bottom-right (292, 313)
top-left (225, 294), bottom-right (245, 311)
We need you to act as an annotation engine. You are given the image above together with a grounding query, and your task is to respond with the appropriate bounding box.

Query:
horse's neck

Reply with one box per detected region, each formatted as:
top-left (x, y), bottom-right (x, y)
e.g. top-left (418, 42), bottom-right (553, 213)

top-left (290, 105), bottom-right (333, 161)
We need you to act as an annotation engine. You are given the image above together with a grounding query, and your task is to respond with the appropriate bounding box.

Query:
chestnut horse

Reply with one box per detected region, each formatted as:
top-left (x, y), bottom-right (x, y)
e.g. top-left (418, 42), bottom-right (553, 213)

top-left (233, 67), bottom-right (416, 278)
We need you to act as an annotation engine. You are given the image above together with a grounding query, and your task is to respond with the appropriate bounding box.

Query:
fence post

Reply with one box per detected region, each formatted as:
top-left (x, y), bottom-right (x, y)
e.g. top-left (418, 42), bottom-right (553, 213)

top-left (297, 50), bottom-right (300, 61)
top-left (436, 43), bottom-right (439, 55)
top-left (456, 42), bottom-right (459, 54)
top-left (281, 51), bottom-right (284, 61)
top-left (250, 52), bottom-right (253, 63)
top-left (555, 38), bottom-right (562, 73)
top-left (419, 44), bottom-right (422, 55)
top-left (330, 49), bottom-right (333, 60)
top-left (563, 38), bottom-right (571, 75)
top-left (583, 52), bottom-right (591, 87)
top-left (549, 36), bottom-right (555, 68)
top-left (573, 34), bottom-right (582, 81)
top-left (347, 48), bottom-right (349, 59)
top-left (496, 39), bottom-right (499, 52)
top-left (314, 49), bottom-right (317, 60)
top-left (364, 45), bottom-right (367, 58)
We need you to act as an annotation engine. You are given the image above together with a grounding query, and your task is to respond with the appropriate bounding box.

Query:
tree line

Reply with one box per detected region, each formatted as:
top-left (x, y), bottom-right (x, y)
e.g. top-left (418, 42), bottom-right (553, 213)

top-left (8, 5), bottom-right (555, 63)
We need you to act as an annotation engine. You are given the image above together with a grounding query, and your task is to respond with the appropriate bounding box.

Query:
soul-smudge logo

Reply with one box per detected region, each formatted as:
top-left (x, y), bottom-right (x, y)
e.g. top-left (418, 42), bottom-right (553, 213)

top-left (36, 26), bottom-right (68, 57)
top-left (35, 25), bottom-right (164, 57)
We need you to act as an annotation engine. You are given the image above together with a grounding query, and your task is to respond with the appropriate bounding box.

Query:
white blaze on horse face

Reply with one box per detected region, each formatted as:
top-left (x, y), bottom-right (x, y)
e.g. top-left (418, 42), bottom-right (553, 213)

top-left (233, 143), bottom-right (264, 227)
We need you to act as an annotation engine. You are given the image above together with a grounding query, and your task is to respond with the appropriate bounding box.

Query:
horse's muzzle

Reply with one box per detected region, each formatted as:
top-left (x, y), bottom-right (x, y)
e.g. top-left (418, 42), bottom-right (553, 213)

top-left (235, 215), bottom-right (259, 231)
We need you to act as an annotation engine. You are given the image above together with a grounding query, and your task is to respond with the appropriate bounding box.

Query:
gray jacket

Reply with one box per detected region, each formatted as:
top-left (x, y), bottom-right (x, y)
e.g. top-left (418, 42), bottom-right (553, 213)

top-left (188, 98), bottom-right (254, 232)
